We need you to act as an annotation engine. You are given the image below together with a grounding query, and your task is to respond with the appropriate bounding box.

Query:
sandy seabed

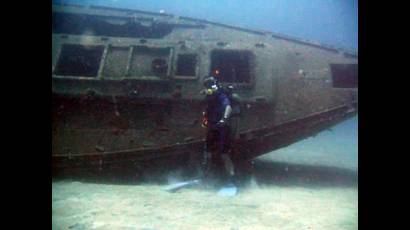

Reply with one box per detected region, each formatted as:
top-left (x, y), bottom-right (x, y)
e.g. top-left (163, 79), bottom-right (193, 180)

top-left (52, 119), bottom-right (358, 230)
top-left (52, 181), bottom-right (357, 230)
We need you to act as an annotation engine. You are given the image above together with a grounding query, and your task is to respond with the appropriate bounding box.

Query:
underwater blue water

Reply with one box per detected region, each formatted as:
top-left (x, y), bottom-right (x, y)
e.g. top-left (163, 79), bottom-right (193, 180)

top-left (53, 0), bottom-right (358, 52)
top-left (262, 115), bottom-right (358, 171)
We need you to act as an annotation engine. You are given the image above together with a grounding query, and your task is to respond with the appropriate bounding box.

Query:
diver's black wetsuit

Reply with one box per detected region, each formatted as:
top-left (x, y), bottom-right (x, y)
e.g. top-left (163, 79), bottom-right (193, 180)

top-left (204, 89), bottom-right (231, 156)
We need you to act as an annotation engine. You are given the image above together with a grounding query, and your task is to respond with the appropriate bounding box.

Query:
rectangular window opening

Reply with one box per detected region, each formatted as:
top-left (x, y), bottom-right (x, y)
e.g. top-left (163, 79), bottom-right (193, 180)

top-left (128, 46), bottom-right (171, 78)
top-left (176, 54), bottom-right (197, 77)
top-left (54, 44), bottom-right (104, 77)
top-left (330, 64), bottom-right (358, 88)
top-left (210, 50), bottom-right (252, 84)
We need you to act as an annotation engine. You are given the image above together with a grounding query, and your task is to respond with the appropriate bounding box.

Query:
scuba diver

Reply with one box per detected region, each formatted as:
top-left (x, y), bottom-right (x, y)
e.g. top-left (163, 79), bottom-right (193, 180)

top-left (164, 75), bottom-right (240, 195)
top-left (201, 75), bottom-right (236, 186)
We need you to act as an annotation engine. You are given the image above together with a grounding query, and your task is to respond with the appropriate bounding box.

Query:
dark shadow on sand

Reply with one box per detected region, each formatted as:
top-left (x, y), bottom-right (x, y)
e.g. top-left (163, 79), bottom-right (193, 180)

top-left (249, 159), bottom-right (358, 189)
top-left (52, 157), bottom-right (357, 190)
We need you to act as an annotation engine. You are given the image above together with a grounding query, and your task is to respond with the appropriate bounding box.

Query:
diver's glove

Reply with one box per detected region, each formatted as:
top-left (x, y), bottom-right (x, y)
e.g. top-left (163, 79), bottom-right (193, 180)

top-left (201, 118), bottom-right (208, 128)
top-left (216, 118), bottom-right (227, 127)
top-left (201, 112), bottom-right (208, 128)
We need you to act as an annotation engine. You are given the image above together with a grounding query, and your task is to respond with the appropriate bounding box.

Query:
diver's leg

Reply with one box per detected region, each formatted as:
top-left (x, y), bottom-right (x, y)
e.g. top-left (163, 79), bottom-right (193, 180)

top-left (221, 154), bottom-right (235, 177)
top-left (201, 129), bottom-right (215, 178)
top-left (219, 126), bottom-right (235, 178)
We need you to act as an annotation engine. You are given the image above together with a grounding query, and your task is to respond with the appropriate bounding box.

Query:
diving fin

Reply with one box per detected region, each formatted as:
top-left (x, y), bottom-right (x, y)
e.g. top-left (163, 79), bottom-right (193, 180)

top-left (217, 183), bottom-right (237, 197)
top-left (164, 179), bottom-right (201, 193)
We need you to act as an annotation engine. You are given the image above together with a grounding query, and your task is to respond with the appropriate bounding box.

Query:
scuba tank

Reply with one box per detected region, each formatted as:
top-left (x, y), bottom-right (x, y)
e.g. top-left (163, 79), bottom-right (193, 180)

top-left (223, 85), bottom-right (241, 117)
top-left (220, 84), bottom-right (241, 140)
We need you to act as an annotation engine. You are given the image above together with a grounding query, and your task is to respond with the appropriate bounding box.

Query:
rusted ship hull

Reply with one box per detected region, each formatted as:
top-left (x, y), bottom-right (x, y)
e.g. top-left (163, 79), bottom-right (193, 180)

top-left (52, 93), bottom-right (356, 175)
